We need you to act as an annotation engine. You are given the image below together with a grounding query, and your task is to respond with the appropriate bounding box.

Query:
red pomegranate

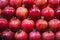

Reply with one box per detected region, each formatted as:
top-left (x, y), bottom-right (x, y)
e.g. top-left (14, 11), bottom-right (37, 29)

top-left (21, 19), bottom-right (35, 33)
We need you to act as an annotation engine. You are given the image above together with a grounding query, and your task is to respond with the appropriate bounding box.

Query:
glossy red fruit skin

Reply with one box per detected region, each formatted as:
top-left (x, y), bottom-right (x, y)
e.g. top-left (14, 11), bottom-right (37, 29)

top-left (29, 6), bottom-right (41, 21)
top-left (42, 6), bottom-right (54, 20)
top-left (10, 0), bottom-right (22, 8)
top-left (55, 31), bottom-right (60, 40)
top-left (35, 0), bottom-right (47, 8)
top-left (21, 19), bottom-right (34, 33)
top-left (15, 30), bottom-right (28, 40)
top-left (0, 0), bottom-right (9, 9)
top-left (42, 31), bottom-right (55, 40)
top-left (0, 18), bottom-right (8, 31)
top-left (2, 30), bottom-right (15, 40)
top-left (9, 18), bottom-right (21, 32)
top-left (49, 19), bottom-right (60, 32)
top-left (55, 7), bottom-right (60, 19)
top-left (29, 31), bottom-right (41, 40)
top-left (48, 0), bottom-right (59, 8)
top-left (36, 19), bottom-right (48, 32)
top-left (22, 0), bottom-right (34, 9)
top-left (16, 7), bottom-right (28, 20)
top-left (3, 6), bottom-right (15, 20)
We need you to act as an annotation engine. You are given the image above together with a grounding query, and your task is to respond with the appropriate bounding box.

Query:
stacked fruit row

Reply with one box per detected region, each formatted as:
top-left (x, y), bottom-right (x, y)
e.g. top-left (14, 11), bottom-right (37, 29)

top-left (0, 0), bottom-right (60, 40)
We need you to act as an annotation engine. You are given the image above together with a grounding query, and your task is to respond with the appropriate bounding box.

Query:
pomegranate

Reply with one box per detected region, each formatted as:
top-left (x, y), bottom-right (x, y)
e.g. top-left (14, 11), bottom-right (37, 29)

top-left (0, 18), bottom-right (8, 31)
top-left (2, 30), bottom-right (15, 40)
top-left (16, 7), bottom-right (28, 20)
top-left (42, 31), bottom-right (55, 40)
top-left (10, 0), bottom-right (22, 8)
top-left (42, 6), bottom-right (54, 20)
top-left (8, 17), bottom-right (21, 32)
top-left (29, 30), bottom-right (41, 40)
top-left (15, 30), bottom-right (28, 40)
top-left (0, 0), bottom-right (9, 8)
top-left (35, 0), bottom-right (47, 8)
top-left (3, 6), bottom-right (15, 20)
top-left (36, 19), bottom-right (48, 32)
top-left (48, 0), bottom-right (59, 9)
top-left (22, 0), bottom-right (34, 9)
top-left (29, 5), bottom-right (41, 21)
top-left (55, 7), bottom-right (60, 19)
top-left (55, 31), bottom-right (60, 40)
top-left (21, 19), bottom-right (34, 33)
top-left (49, 19), bottom-right (60, 32)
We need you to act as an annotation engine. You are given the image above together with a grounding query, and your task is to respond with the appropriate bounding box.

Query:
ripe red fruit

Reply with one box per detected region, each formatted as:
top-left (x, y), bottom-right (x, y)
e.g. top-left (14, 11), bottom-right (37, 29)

top-left (0, 18), bottom-right (8, 31)
top-left (29, 30), bottom-right (41, 40)
top-left (29, 5), bottom-right (41, 21)
top-left (21, 19), bottom-right (34, 33)
top-left (10, 0), bottom-right (22, 8)
top-left (42, 31), bottom-right (55, 40)
top-left (55, 7), bottom-right (60, 19)
top-left (0, 0), bottom-right (9, 8)
top-left (42, 6), bottom-right (54, 20)
top-left (16, 7), bottom-right (28, 20)
top-left (55, 31), bottom-right (60, 40)
top-left (8, 17), bottom-right (21, 32)
top-left (35, 0), bottom-right (47, 8)
top-left (49, 19), bottom-right (60, 32)
top-left (36, 19), bottom-right (48, 32)
top-left (2, 30), bottom-right (15, 40)
top-left (3, 6), bottom-right (15, 20)
top-left (15, 30), bottom-right (28, 40)
top-left (48, 0), bottom-right (59, 8)
top-left (22, 0), bottom-right (34, 9)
